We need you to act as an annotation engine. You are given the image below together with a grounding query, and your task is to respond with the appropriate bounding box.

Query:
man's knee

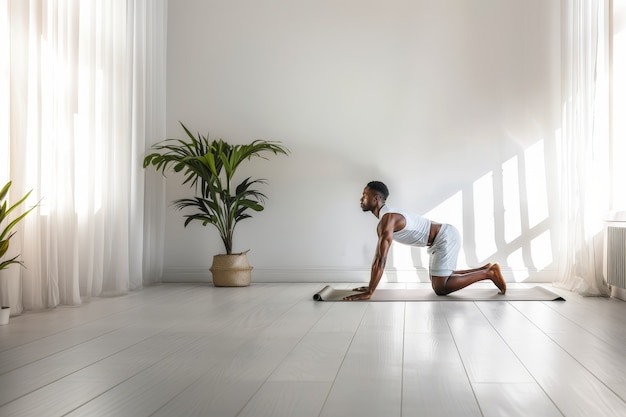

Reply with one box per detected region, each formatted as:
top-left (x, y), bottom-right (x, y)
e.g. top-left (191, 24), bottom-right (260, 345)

top-left (431, 277), bottom-right (449, 296)
top-left (433, 287), bottom-right (449, 296)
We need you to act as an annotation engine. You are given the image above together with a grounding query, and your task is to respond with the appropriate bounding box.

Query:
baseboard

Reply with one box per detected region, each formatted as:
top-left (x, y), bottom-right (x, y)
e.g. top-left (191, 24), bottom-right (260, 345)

top-left (611, 286), bottom-right (626, 301)
top-left (162, 267), bottom-right (371, 283)
top-left (163, 267), bottom-right (212, 283)
top-left (163, 266), bottom-right (557, 283)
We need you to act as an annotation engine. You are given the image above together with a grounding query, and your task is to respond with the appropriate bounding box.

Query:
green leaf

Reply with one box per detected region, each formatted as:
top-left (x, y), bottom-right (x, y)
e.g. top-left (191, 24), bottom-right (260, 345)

top-left (0, 202), bottom-right (37, 242)
top-left (0, 181), bottom-right (38, 270)
top-left (142, 124), bottom-right (289, 253)
top-left (0, 181), bottom-right (10, 201)
top-left (0, 235), bottom-right (11, 257)
top-left (0, 255), bottom-right (22, 270)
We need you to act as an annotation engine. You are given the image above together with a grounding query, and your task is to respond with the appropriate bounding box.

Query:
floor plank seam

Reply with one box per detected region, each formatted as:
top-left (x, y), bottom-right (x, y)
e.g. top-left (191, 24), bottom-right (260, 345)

top-left (446, 303), bottom-right (486, 417)
top-left (477, 301), bottom-right (568, 417)
top-left (314, 302), bottom-right (369, 417)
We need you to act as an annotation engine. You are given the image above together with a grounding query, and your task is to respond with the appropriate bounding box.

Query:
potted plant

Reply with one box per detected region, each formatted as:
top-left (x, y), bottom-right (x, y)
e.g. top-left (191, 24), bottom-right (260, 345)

top-left (0, 181), bottom-right (38, 324)
top-left (143, 122), bottom-right (289, 286)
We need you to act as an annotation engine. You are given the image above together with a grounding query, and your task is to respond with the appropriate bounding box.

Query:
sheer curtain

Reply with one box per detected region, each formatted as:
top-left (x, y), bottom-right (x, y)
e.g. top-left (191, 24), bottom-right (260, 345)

top-left (556, 0), bottom-right (611, 296)
top-left (0, 0), bottom-right (167, 315)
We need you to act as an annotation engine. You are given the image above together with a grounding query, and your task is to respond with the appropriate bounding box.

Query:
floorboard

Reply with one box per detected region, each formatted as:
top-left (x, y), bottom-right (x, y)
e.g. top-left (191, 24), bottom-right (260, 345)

top-left (0, 283), bottom-right (625, 417)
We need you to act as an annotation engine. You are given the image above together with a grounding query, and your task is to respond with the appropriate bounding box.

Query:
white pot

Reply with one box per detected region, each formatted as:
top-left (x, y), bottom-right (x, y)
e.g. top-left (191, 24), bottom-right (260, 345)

top-left (0, 306), bottom-right (10, 325)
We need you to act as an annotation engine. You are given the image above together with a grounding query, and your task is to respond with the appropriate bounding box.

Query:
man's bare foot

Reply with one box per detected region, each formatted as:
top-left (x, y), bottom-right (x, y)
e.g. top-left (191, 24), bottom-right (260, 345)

top-left (487, 263), bottom-right (506, 294)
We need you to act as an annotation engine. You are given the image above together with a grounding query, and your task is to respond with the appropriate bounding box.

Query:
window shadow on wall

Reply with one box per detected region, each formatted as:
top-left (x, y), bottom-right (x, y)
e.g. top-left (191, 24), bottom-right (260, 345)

top-left (387, 138), bottom-right (558, 283)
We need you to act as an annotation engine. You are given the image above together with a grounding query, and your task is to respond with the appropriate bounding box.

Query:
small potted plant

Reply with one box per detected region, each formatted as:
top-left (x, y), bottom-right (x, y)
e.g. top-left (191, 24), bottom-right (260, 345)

top-left (144, 122), bottom-right (289, 286)
top-left (0, 181), bottom-right (38, 324)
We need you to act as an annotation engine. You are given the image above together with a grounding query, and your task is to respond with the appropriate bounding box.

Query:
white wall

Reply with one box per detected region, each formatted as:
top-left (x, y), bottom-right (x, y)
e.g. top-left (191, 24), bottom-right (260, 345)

top-left (162, 0), bottom-right (561, 283)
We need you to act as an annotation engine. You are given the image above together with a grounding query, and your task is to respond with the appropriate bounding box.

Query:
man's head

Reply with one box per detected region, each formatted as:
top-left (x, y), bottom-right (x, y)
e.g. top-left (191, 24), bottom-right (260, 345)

top-left (366, 181), bottom-right (389, 200)
top-left (360, 181), bottom-right (389, 212)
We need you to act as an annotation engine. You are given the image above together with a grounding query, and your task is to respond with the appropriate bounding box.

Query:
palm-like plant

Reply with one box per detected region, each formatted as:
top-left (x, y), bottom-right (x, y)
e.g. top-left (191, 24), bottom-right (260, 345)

top-left (0, 181), bottom-right (37, 270)
top-left (143, 122), bottom-right (289, 255)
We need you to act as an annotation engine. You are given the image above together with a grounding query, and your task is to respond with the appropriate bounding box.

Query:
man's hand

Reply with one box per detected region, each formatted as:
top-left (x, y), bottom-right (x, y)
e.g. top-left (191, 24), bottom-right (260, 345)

top-left (343, 290), bottom-right (372, 301)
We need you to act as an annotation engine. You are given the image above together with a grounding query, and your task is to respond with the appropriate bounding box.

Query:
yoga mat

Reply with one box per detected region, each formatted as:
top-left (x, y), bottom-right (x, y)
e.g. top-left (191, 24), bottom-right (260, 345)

top-left (312, 285), bottom-right (565, 302)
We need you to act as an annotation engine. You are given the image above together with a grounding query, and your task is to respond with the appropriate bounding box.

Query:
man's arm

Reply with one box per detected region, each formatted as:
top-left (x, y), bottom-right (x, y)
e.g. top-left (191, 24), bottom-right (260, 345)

top-left (344, 214), bottom-right (397, 300)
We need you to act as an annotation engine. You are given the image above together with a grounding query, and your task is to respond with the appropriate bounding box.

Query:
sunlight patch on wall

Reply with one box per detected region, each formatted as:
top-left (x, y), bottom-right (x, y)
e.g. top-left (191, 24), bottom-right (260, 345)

top-left (525, 141), bottom-right (548, 229)
top-left (507, 247), bottom-right (528, 281)
top-left (530, 229), bottom-right (553, 271)
top-left (388, 143), bottom-right (554, 282)
top-left (502, 155), bottom-right (522, 243)
top-left (391, 244), bottom-right (418, 282)
top-left (473, 171), bottom-right (496, 261)
top-left (425, 191), bottom-right (467, 268)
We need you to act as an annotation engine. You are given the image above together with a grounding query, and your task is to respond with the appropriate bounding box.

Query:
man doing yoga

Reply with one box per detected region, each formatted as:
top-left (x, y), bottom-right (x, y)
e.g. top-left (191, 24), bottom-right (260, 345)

top-left (344, 181), bottom-right (506, 301)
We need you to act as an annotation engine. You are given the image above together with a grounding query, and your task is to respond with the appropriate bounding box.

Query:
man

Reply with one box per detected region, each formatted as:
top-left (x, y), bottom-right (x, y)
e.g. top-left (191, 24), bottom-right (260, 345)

top-left (344, 181), bottom-right (506, 301)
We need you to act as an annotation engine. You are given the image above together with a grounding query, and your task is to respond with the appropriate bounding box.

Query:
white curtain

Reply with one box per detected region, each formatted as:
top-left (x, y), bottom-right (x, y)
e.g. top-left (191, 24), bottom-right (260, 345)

top-left (0, 0), bottom-right (167, 315)
top-left (556, 0), bottom-right (611, 296)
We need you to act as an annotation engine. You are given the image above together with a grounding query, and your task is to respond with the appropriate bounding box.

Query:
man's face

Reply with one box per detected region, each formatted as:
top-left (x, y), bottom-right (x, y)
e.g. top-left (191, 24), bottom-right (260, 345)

top-left (360, 187), bottom-right (377, 212)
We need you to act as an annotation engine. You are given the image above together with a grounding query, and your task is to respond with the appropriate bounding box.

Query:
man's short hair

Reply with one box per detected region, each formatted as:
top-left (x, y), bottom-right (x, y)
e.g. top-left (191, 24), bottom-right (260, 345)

top-left (367, 181), bottom-right (389, 201)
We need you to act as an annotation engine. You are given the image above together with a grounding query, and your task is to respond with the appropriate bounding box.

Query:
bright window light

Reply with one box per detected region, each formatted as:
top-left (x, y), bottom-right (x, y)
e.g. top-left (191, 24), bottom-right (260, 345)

top-left (613, 4), bottom-right (626, 209)
top-left (0, 2), bottom-right (8, 183)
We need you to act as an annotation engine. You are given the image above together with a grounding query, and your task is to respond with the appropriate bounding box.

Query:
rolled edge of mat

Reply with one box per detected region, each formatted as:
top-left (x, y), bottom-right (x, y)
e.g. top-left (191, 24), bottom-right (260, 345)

top-left (535, 286), bottom-right (566, 301)
top-left (313, 285), bottom-right (333, 301)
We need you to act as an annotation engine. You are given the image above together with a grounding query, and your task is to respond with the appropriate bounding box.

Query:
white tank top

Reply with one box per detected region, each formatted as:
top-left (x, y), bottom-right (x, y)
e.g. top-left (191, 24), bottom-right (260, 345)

top-left (379, 205), bottom-right (431, 247)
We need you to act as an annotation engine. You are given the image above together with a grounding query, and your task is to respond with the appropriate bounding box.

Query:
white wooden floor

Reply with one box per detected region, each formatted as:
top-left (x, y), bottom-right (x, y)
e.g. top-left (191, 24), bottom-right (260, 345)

top-left (1, 282), bottom-right (625, 417)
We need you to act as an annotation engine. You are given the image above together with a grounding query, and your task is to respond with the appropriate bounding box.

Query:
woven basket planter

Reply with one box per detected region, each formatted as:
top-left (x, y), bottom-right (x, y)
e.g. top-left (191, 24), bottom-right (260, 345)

top-left (210, 253), bottom-right (253, 287)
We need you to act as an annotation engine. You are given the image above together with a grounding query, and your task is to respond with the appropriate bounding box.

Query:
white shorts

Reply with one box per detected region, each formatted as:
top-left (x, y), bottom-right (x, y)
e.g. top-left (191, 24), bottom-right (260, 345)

top-left (427, 224), bottom-right (461, 277)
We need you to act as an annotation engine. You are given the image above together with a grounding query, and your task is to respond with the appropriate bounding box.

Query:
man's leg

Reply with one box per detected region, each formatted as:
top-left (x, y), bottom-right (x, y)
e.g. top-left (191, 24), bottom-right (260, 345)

top-left (432, 263), bottom-right (506, 295)
top-left (452, 263), bottom-right (491, 275)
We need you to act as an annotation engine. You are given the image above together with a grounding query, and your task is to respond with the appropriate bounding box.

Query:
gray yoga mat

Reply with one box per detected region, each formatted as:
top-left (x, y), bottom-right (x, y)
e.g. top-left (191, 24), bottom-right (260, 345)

top-left (312, 285), bottom-right (565, 301)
